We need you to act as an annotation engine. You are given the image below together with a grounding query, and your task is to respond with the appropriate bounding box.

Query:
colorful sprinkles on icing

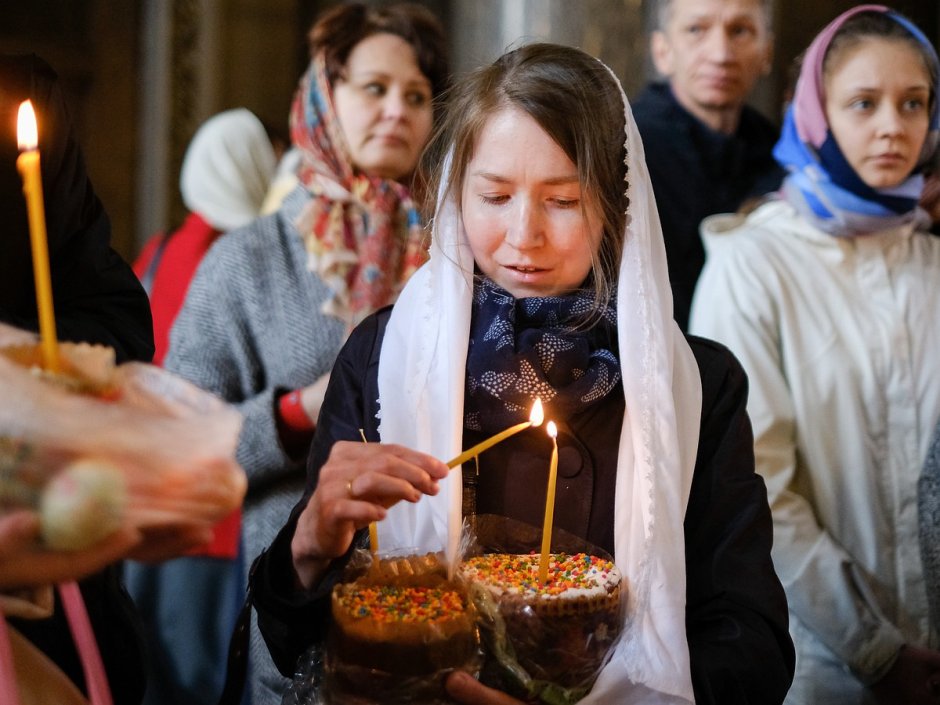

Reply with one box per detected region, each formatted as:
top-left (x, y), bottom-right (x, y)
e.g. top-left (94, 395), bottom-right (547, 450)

top-left (337, 586), bottom-right (466, 624)
top-left (462, 552), bottom-right (618, 597)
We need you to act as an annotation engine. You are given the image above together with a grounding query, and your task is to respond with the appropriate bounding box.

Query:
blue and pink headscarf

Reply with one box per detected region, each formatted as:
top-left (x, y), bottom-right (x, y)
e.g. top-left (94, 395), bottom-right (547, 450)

top-left (773, 4), bottom-right (940, 236)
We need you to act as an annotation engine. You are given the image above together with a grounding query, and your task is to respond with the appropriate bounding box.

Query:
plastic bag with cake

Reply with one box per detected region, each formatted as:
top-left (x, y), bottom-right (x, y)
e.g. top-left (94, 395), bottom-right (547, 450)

top-left (0, 322), bottom-right (246, 552)
top-left (308, 543), bottom-right (483, 705)
top-left (460, 515), bottom-right (625, 705)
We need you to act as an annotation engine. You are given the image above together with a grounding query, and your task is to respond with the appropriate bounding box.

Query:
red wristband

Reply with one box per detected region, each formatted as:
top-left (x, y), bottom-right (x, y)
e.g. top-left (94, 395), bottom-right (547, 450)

top-left (278, 389), bottom-right (316, 432)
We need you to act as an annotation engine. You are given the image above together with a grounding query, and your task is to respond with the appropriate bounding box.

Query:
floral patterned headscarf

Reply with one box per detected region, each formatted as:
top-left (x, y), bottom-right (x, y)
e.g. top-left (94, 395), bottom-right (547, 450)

top-left (289, 54), bottom-right (429, 328)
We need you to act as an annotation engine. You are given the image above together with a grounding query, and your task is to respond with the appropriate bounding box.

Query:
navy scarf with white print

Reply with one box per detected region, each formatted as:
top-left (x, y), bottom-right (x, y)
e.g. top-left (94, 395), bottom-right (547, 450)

top-left (464, 278), bottom-right (621, 433)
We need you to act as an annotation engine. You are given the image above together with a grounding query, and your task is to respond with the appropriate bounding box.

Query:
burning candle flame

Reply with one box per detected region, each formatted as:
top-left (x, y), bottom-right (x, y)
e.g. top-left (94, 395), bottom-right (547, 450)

top-left (546, 420), bottom-right (557, 439)
top-left (446, 398), bottom-right (545, 469)
top-left (530, 398), bottom-right (545, 427)
top-left (17, 100), bottom-right (38, 151)
top-left (15, 99), bottom-right (59, 371)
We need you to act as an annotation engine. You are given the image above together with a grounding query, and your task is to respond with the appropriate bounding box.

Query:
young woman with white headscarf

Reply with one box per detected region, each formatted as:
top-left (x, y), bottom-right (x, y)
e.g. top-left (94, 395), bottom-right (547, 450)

top-left (133, 107), bottom-right (280, 365)
top-left (251, 43), bottom-right (793, 704)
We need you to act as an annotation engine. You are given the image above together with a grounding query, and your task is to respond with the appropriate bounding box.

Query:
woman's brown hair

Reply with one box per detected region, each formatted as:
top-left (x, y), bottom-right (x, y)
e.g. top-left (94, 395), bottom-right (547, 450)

top-left (823, 10), bottom-right (937, 113)
top-left (308, 2), bottom-right (449, 103)
top-left (421, 43), bottom-right (628, 309)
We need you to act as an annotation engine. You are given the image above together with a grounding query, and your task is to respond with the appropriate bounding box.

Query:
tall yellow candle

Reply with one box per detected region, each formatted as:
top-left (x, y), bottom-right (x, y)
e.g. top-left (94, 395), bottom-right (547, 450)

top-left (539, 421), bottom-right (559, 584)
top-left (16, 100), bottom-right (59, 372)
top-left (446, 398), bottom-right (544, 469)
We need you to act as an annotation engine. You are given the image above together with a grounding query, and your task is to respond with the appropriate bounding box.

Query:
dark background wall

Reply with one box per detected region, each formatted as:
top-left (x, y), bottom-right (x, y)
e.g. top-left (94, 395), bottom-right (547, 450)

top-left (0, 0), bottom-right (937, 260)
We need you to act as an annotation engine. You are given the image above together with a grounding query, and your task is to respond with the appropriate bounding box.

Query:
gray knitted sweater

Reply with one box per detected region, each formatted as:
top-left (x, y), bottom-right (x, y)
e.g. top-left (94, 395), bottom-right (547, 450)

top-left (920, 418), bottom-right (940, 637)
top-left (165, 186), bottom-right (345, 703)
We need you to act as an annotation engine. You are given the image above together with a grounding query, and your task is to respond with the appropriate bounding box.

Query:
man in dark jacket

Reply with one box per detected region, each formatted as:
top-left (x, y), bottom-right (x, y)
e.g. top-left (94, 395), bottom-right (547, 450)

top-left (633, 0), bottom-right (783, 330)
top-left (0, 53), bottom-right (154, 705)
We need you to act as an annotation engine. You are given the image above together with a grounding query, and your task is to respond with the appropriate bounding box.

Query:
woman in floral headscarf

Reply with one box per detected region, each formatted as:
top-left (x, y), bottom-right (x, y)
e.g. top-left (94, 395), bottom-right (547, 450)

top-left (691, 5), bottom-right (940, 703)
top-left (162, 4), bottom-right (448, 703)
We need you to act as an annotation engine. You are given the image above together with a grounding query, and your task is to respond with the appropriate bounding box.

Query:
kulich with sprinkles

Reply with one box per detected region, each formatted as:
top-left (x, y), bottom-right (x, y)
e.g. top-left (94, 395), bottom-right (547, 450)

top-left (326, 552), bottom-right (481, 703)
top-left (461, 552), bottom-right (623, 698)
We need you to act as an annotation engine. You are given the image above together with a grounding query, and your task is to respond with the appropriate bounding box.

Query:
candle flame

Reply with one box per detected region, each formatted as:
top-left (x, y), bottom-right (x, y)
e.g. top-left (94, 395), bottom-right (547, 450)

top-left (546, 420), bottom-right (557, 439)
top-left (530, 398), bottom-right (545, 427)
top-left (17, 101), bottom-right (38, 151)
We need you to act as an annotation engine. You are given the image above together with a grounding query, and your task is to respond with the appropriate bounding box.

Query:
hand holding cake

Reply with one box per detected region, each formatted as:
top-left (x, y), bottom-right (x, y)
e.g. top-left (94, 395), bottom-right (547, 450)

top-left (446, 670), bottom-right (526, 705)
top-left (0, 508), bottom-right (139, 590)
top-left (0, 322), bottom-right (246, 569)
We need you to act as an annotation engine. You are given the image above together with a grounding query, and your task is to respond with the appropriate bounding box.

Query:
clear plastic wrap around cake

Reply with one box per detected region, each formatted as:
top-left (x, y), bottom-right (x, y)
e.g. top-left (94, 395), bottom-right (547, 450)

top-left (461, 515), bottom-right (625, 705)
top-left (0, 324), bottom-right (246, 550)
top-left (321, 548), bottom-right (483, 705)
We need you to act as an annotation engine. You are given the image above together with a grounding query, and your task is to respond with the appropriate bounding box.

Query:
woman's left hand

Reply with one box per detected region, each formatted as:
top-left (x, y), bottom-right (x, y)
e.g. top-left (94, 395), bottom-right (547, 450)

top-left (445, 671), bottom-right (529, 704)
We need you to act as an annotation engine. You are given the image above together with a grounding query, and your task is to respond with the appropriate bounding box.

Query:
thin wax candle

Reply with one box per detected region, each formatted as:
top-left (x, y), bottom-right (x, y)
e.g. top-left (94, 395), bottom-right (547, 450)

top-left (16, 100), bottom-right (59, 372)
top-left (539, 421), bottom-right (559, 584)
top-left (446, 398), bottom-right (544, 469)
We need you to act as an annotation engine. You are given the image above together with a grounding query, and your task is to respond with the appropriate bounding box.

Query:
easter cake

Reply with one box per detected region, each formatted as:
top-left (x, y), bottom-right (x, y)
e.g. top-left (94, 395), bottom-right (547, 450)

top-left (326, 552), bottom-right (480, 703)
top-left (461, 552), bottom-right (623, 693)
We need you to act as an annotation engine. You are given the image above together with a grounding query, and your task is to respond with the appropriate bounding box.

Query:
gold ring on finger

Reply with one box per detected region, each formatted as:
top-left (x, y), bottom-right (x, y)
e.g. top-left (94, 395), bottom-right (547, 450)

top-left (346, 479), bottom-right (355, 498)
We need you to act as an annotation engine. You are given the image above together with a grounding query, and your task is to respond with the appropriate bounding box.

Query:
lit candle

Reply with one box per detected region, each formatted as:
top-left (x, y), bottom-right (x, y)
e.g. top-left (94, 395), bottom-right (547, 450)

top-left (16, 100), bottom-right (59, 372)
top-left (539, 421), bottom-right (559, 584)
top-left (446, 398), bottom-right (544, 469)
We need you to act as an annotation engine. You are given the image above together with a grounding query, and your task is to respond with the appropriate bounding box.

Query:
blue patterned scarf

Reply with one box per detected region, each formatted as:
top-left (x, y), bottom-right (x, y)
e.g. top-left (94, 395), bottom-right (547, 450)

top-left (464, 279), bottom-right (621, 433)
top-left (773, 5), bottom-right (940, 237)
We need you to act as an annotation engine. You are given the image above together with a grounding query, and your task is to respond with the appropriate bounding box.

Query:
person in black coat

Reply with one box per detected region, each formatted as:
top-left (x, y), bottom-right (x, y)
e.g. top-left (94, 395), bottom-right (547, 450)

top-left (632, 0), bottom-right (783, 331)
top-left (0, 53), bottom-right (153, 705)
top-left (0, 53), bottom-right (153, 363)
top-left (251, 43), bottom-right (793, 704)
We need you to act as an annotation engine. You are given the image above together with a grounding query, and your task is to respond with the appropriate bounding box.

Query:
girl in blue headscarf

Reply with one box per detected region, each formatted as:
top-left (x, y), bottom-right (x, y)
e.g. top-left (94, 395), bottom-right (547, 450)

top-left (691, 5), bottom-right (940, 704)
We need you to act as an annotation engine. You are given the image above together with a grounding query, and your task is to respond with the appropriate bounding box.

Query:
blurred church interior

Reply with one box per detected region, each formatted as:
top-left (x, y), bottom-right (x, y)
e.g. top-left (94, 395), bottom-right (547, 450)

top-left (1, 0), bottom-right (937, 260)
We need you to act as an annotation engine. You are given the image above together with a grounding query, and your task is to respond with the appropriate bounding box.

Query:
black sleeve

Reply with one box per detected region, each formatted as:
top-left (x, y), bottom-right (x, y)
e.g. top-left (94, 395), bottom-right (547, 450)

top-left (684, 336), bottom-right (796, 704)
top-left (0, 54), bottom-right (153, 363)
top-left (251, 311), bottom-right (387, 676)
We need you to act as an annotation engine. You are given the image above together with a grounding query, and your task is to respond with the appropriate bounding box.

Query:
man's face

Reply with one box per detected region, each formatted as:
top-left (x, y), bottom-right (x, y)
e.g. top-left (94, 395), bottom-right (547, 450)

top-left (652, 0), bottom-right (772, 125)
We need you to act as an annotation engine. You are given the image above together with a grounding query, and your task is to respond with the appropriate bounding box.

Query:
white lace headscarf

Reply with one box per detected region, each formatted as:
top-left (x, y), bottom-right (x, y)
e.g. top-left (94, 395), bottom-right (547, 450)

top-left (376, 48), bottom-right (702, 703)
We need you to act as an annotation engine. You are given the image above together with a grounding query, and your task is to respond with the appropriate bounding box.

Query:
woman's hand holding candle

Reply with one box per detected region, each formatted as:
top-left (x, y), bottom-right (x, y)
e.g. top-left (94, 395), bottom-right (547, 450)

top-left (290, 441), bottom-right (447, 589)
